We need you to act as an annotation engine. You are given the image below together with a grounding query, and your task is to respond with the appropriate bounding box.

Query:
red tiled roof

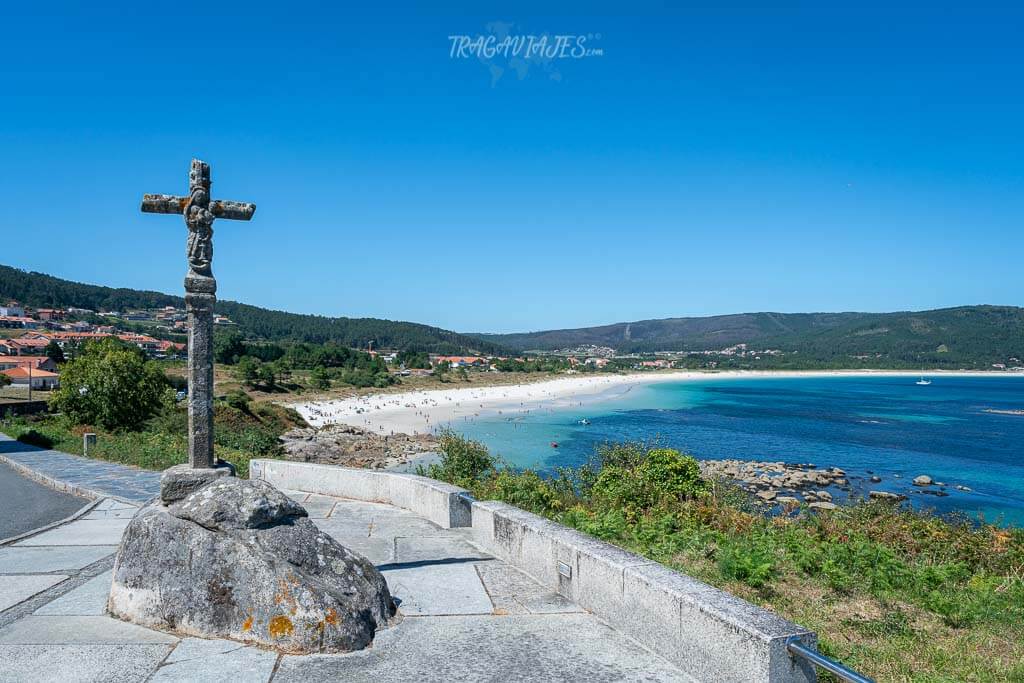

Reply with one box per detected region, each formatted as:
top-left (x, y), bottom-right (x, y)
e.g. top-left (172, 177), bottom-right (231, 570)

top-left (1, 366), bottom-right (58, 378)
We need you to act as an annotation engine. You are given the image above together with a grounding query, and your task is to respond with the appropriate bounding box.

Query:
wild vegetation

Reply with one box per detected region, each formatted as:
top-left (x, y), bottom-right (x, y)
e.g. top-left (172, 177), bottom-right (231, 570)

top-left (423, 432), bottom-right (1024, 682)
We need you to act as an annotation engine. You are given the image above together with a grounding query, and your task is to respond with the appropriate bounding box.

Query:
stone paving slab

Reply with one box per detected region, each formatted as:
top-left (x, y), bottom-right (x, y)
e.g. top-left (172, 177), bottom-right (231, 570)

top-left (0, 643), bottom-right (171, 683)
top-left (14, 518), bottom-right (131, 546)
top-left (274, 613), bottom-right (695, 683)
top-left (394, 535), bottom-right (491, 564)
top-left (34, 570), bottom-right (112, 616)
top-left (475, 561), bottom-right (583, 615)
top-left (0, 436), bottom-right (160, 504)
top-left (298, 493), bottom-right (337, 518)
top-left (83, 506), bottom-right (138, 520)
top-left (383, 562), bottom-right (495, 616)
top-left (0, 614), bottom-right (178, 644)
top-left (0, 574), bottom-right (68, 611)
top-left (149, 637), bottom-right (278, 682)
top-left (0, 546), bottom-right (116, 573)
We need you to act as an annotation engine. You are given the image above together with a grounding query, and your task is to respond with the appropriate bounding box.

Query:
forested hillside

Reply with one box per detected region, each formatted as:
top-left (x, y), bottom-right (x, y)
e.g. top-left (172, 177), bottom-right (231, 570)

top-left (0, 265), bottom-right (505, 354)
top-left (474, 307), bottom-right (1024, 367)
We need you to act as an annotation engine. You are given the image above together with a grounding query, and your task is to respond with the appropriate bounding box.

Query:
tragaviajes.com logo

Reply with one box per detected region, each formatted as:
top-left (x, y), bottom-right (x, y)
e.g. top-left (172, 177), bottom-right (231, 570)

top-left (448, 33), bottom-right (603, 60)
top-left (448, 22), bottom-right (602, 86)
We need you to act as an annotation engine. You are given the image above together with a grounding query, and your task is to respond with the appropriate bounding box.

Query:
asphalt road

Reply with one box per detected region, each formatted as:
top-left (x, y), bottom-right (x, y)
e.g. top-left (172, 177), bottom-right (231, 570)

top-left (0, 461), bottom-right (88, 540)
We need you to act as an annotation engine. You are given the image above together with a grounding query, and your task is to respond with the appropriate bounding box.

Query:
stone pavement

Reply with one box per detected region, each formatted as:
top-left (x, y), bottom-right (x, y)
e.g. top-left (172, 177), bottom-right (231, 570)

top-left (0, 486), bottom-right (695, 682)
top-left (0, 435), bottom-right (161, 504)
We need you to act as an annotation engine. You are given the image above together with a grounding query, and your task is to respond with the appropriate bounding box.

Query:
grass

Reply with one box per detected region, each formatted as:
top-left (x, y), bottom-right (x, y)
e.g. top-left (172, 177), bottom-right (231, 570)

top-left (0, 397), bottom-right (305, 479)
top-left (423, 431), bottom-right (1024, 683)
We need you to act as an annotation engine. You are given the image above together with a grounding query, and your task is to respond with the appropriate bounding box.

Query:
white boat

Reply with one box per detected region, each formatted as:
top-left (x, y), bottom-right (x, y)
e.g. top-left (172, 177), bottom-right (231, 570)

top-left (916, 377), bottom-right (932, 386)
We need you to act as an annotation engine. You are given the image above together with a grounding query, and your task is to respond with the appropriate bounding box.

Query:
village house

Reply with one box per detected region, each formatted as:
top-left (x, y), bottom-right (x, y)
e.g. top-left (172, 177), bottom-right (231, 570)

top-left (432, 355), bottom-right (487, 369)
top-left (0, 355), bottom-right (59, 373)
top-left (0, 315), bottom-right (43, 329)
top-left (0, 337), bottom-right (51, 355)
top-left (35, 308), bottom-right (66, 321)
top-left (0, 303), bottom-right (25, 317)
top-left (1, 366), bottom-right (60, 390)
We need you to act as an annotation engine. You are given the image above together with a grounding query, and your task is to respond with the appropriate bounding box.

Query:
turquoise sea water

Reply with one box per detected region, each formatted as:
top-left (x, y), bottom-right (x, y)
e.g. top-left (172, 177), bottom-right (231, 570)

top-left (455, 376), bottom-right (1024, 526)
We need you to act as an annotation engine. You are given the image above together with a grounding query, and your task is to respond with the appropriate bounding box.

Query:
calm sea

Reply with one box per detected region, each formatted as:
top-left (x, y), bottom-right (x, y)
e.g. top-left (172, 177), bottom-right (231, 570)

top-left (455, 376), bottom-right (1024, 526)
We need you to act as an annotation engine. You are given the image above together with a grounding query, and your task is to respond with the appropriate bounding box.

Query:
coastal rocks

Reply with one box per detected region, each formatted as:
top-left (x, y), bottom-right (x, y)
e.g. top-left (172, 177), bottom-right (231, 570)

top-left (108, 477), bottom-right (395, 654)
top-left (700, 459), bottom-right (850, 505)
top-left (280, 425), bottom-right (439, 469)
top-left (869, 491), bottom-right (907, 502)
top-left (808, 501), bottom-right (838, 511)
top-left (913, 475), bottom-right (934, 486)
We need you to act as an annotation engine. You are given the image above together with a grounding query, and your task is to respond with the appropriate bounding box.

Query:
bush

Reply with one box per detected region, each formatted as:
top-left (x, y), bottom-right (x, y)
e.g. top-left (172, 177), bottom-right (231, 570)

top-left (49, 338), bottom-right (170, 431)
top-left (224, 390), bottom-right (251, 411)
top-left (420, 430), bottom-right (495, 489)
top-left (16, 429), bottom-right (54, 449)
top-left (591, 447), bottom-right (707, 517)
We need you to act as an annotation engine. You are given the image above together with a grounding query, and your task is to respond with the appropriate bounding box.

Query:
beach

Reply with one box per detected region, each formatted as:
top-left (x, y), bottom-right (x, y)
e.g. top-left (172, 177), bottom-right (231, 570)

top-left (291, 369), bottom-right (1014, 436)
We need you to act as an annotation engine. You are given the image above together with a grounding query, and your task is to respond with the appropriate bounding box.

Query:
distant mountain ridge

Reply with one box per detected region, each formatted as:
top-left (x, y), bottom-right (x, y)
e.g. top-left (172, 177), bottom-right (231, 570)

top-left (471, 307), bottom-right (1024, 367)
top-left (0, 265), bottom-right (506, 355)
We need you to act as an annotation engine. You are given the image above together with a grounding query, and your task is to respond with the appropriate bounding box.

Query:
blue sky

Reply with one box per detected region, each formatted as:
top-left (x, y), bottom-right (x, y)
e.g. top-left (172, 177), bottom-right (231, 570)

top-left (1, 2), bottom-right (1021, 333)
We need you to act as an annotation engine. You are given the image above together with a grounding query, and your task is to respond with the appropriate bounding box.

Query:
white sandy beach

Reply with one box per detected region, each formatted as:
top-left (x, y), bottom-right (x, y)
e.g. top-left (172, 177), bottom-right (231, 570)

top-left (291, 369), bottom-right (1016, 436)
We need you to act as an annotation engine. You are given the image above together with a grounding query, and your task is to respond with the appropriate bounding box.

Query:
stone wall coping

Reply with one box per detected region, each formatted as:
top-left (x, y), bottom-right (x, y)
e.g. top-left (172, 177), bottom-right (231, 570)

top-left (249, 459), bottom-right (474, 529)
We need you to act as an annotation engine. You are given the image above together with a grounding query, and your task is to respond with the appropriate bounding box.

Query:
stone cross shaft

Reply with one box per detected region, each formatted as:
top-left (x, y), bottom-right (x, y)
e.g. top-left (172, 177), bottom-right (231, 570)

top-left (141, 159), bottom-right (255, 468)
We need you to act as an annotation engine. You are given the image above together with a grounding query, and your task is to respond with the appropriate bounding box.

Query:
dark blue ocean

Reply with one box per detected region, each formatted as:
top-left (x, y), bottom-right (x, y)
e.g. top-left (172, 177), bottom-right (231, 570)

top-left (456, 376), bottom-right (1024, 526)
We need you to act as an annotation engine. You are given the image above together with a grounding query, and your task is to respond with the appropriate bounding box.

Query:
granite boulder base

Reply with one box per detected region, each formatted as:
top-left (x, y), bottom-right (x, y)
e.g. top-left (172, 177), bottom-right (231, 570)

top-left (107, 477), bottom-right (396, 653)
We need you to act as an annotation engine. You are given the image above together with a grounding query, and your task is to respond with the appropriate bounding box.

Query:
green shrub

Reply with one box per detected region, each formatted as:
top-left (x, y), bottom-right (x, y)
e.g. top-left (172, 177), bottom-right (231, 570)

top-left (224, 390), bottom-right (252, 411)
top-left (718, 539), bottom-right (775, 588)
top-left (420, 430), bottom-right (495, 489)
top-left (49, 338), bottom-right (169, 431)
top-left (16, 429), bottom-right (54, 449)
top-left (591, 447), bottom-right (707, 517)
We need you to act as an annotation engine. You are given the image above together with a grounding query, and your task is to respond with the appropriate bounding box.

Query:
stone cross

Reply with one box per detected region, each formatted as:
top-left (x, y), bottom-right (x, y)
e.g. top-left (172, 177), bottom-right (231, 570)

top-left (141, 159), bottom-right (255, 471)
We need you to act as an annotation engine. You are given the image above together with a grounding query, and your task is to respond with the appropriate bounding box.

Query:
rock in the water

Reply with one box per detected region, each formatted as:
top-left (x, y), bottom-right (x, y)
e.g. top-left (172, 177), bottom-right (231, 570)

top-left (869, 475), bottom-right (882, 483)
top-left (913, 475), bottom-right (933, 486)
top-left (869, 491), bottom-right (907, 502)
top-left (108, 477), bottom-right (394, 654)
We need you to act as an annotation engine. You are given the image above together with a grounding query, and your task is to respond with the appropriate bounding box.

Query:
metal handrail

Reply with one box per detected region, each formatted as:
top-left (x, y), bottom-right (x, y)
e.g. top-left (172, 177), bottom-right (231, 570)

top-left (786, 636), bottom-right (875, 683)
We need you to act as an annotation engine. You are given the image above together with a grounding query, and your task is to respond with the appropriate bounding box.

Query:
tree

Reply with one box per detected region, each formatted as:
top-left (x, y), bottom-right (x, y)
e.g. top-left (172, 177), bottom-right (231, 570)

top-left (214, 330), bottom-right (247, 365)
top-left (49, 338), bottom-right (169, 431)
top-left (44, 340), bottom-right (65, 364)
top-left (309, 367), bottom-right (331, 390)
top-left (234, 356), bottom-right (260, 386)
top-left (0, 373), bottom-right (10, 389)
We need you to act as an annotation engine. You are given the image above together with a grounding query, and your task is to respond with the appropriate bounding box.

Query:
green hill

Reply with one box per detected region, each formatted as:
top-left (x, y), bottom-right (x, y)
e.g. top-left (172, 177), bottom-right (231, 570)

top-left (473, 307), bottom-right (1024, 368)
top-left (0, 265), bottom-right (506, 355)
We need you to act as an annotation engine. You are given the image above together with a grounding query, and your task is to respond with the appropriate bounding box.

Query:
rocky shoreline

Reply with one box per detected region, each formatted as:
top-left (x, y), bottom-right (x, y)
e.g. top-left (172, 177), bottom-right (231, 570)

top-left (699, 459), bottom-right (972, 510)
top-left (279, 425), bottom-right (439, 470)
top-left (278, 427), bottom-right (974, 510)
